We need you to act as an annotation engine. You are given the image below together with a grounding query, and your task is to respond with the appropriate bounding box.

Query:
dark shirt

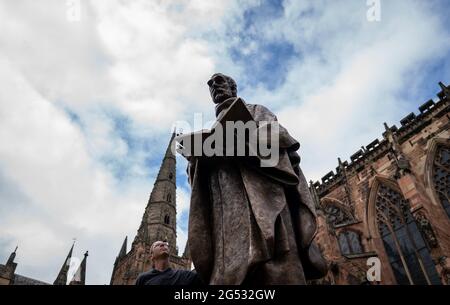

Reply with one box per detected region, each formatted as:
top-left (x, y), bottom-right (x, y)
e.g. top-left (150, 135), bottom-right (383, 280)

top-left (135, 268), bottom-right (203, 286)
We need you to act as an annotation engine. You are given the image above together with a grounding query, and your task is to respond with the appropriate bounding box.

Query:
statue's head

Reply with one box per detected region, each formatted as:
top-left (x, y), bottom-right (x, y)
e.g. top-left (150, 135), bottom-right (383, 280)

top-left (207, 73), bottom-right (237, 104)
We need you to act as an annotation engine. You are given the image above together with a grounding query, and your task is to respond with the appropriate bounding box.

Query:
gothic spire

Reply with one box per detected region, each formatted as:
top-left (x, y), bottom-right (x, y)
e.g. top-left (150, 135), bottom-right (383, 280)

top-left (6, 246), bottom-right (18, 266)
top-left (309, 180), bottom-right (321, 210)
top-left (134, 132), bottom-right (178, 253)
top-left (110, 237), bottom-right (127, 284)
top-left (156, 131), bottom-right (176, 181)
top-left (69, 251), bottom-right (88, 285)
top-left (438, 81), bottom-right (449, 99)
top-left (53, 242), bottom-right (74, 285)
top-left (118, 236), bottom-right (127, 259)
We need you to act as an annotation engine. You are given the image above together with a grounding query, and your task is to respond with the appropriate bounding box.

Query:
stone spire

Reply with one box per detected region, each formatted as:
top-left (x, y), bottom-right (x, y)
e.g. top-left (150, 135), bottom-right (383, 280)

top-left (308, 180), bottom-right (321, 210)
top-left (134, 132), bottom-right (178, 254)
top-left (438, 81), bottom-right (449, 100)
top-left (69, 251), bottom-right (88, 285)
top-left (53, 243), bottom-right (74, 285)
top-left (0, 247), bottom-right (18, 284)
top-left (337, 157), bottom-right (354, 212)
top-left (118, 236), bottom-right (127, 259)
top-left (110, 236), bottom-right (127, 284)
top-left (110, 132), bottom-right (190, 285)
top-left (6, 246), bottom-right (18, 266)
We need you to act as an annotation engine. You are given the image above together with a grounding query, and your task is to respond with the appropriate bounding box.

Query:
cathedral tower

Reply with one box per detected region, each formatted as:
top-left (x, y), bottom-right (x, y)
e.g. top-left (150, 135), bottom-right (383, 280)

top-left (133, 131), bottom-right (178, 254)
top-left (110, 133), bottom-right (190, 285)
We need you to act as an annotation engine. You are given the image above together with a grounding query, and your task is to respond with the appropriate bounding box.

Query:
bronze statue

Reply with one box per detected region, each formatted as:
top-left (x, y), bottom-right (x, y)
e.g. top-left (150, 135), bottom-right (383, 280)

top-left (184, 73), bottom-right (327, 285)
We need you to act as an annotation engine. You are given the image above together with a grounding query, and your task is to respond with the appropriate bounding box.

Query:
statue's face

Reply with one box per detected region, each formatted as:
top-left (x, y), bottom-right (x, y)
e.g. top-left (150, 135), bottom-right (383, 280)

top-left (207, 73), bottom-right (236, 104)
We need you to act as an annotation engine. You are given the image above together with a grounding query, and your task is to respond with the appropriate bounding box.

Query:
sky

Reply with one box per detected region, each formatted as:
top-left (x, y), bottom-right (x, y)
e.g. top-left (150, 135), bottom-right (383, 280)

top-left (0, 0), bottom-right (449, 285)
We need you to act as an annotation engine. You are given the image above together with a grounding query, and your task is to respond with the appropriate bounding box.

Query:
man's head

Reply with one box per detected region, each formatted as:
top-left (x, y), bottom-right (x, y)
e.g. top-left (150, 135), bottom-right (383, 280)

top-left (150, 240), bottom-right (170, 266)
top-left (207, 73), bottom-right (237, 104)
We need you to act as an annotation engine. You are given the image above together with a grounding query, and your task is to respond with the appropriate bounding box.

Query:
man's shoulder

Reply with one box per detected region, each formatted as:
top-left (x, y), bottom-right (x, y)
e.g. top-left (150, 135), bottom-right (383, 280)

top-left (172, 269), bottom-right (196, 278)
top-left (135, 270), bottom-right (156, 285)
top-left (173, 269), bottom-right (203, 285)
top-left (135, 268), bottom-right (201, 285)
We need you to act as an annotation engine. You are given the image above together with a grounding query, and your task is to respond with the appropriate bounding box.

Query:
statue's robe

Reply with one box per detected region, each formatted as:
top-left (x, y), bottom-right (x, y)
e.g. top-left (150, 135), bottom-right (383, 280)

top-left (186, 98), bottom-right (327, 285)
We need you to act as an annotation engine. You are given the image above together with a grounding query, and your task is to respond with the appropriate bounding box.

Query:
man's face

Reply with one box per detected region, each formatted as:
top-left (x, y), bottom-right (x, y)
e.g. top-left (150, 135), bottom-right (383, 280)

top-left (207, 73), bottom-right (236, 104)
top-left (151, 241), bottom-right (170, 260)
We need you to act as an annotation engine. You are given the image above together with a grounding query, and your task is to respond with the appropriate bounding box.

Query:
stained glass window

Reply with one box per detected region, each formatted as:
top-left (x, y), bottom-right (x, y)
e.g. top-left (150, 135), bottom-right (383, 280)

top-left (338, 231), bottom-right (363, 255)
top-left (324, 203), bottom-right (353, 227)
top-left (432, 145), bottom-right (450, 218)
top-left (375, 184), bottom-right (441, 285)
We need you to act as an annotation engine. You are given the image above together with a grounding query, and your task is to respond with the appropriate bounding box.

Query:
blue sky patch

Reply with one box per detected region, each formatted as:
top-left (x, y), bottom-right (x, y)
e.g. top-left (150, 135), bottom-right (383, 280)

top-left (228, 0), bottom-right (298, 91)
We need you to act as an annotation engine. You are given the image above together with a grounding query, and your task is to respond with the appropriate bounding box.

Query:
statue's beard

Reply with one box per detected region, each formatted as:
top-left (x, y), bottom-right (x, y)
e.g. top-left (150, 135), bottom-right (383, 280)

top-left (212, 90), bottom-right (235, 104)
top-left (213, 93), bottom-right (227, 104)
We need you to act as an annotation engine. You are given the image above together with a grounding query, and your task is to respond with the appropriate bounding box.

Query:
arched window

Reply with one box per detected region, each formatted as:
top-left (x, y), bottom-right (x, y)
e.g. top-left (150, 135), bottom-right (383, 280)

top-left (338, 231), bottom-right (363, 255)
top-left (323, 202), bottom-right (354, 228)
top-left (164, 214), bottom-right (170, 225)
top-left (167, 193), bottom-right (172, 202)
top-left (431, 145), bottom-right (450, 218)
top-left (375, 184), bottom-right (441, 285)
top-left (169, 172), bottom-right (173, 180)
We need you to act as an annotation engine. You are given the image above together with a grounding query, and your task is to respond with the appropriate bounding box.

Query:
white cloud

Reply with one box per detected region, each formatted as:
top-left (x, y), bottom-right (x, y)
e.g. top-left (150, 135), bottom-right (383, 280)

top-left (0, 54), bottom-right (148, 283)
top-left (0, 0), bottom-right (449, 285)
top-left (0, 0), bottom-right (245, 284)
top-left (93, 0), bottom-right (220, 129)
top-left (238, 0), bottom-right (450, 181)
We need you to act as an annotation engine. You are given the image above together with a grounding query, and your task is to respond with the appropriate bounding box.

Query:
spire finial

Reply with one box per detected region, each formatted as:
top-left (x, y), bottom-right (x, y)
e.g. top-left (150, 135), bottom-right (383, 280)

top-left (6, 246), bottom-right (18, 266)
top-left (53, 243), bottom-right (74, 285)
top-left (438, 81), bottom-right (450, 98)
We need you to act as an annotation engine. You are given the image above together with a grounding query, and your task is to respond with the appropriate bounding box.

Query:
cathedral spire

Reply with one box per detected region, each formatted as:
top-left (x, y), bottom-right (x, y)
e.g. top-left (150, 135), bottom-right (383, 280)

top-left (118, 236), bottom-right (127, 259)
top-left (110, 237), bottom-right (128, 284)
top-left (134, 132), bottom-right (178, 254)
top-left (6, 246), bottom-right (18, 266)
top-left (156, 131), bottom-right (176, 181)
top-left (53, 242), bottom-right (74, 285)
top-left (110, 132), bottom-right (190, 285)
top-left (69, 251), bottom-right (88, 285)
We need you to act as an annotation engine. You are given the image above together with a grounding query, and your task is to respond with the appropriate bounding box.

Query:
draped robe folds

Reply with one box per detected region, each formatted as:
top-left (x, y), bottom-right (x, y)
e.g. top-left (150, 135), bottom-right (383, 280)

top-left (186, 98), bottom-right (328, 285)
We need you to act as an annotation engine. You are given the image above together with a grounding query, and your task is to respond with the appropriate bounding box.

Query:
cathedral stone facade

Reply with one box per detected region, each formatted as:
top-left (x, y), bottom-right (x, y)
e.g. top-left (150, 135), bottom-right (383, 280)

top-left (310, 82), bottom-right (450, 285)
top-left (110, 133), bottom-right (191, 285)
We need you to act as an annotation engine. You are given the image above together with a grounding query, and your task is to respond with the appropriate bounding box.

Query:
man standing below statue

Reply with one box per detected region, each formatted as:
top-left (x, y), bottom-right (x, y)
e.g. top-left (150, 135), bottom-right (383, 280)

top-left (135, 241), bottom-right (202, 285)
top-left (180, 73), bottom-right (327, 285)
